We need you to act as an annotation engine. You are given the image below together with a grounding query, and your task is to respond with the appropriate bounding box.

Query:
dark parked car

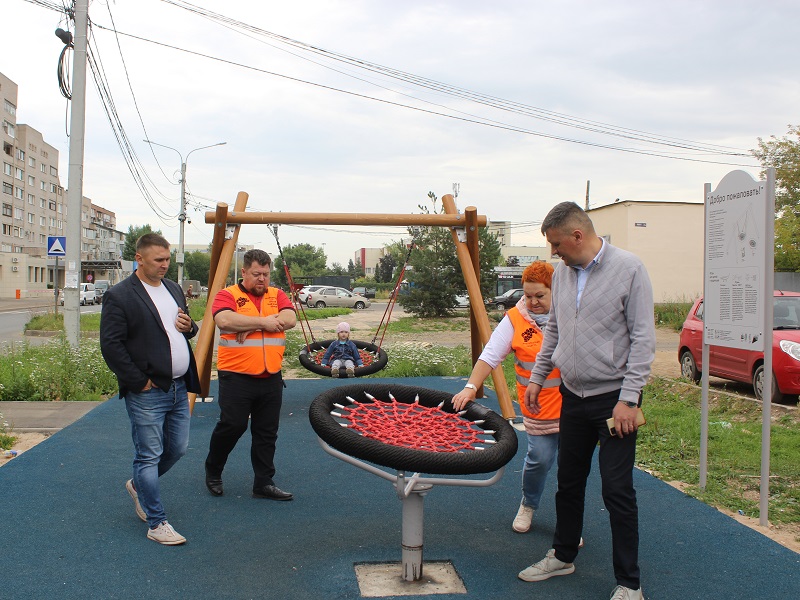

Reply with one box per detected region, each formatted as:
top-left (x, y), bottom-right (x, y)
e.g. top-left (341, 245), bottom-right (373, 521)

top-left (487, 288), bottom-right (524, 310)
top-left (678, 291), bottom-right (800, 402)
top-left (352, 287), bottom-right (376, 299)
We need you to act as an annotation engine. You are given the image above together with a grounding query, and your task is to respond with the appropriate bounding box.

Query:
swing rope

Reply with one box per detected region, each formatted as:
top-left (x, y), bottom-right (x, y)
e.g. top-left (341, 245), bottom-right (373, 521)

top-left (270, 225), bottom-right (316, 350)
top-left (371, 242), bottom-right (414, 349)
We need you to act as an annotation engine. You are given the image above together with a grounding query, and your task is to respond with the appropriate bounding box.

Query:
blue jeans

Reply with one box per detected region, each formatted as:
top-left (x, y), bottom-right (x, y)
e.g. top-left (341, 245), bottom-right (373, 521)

top-left (521, 432), bottom-right (559, 509)
top-left (124, 379), bottom-right (190, 528)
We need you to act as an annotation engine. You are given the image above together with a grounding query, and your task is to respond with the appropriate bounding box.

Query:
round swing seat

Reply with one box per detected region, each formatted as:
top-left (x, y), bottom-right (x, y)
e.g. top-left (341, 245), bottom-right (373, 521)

top-left (299, 340), bottom-right (389, 377)
top-left (309, 383), bottom-right (518, 475)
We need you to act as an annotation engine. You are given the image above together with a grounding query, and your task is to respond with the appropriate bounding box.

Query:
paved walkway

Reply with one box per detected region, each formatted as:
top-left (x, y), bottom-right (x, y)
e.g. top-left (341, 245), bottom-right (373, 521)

top-left (0, 296), bottom-right (54, 313)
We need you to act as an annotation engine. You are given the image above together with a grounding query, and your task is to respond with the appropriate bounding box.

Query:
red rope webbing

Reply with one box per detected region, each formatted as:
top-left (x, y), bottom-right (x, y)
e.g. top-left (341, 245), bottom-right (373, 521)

top-left (336, 396), bottom-right (489, 452)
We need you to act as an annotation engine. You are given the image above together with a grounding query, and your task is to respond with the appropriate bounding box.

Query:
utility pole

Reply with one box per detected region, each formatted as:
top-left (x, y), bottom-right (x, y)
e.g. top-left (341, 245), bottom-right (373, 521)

top-left (144, 140), bottom-right (226, 285)
top-left (64, 0), bottom-right (89, 348)
top-left (585, 180), bottom-right (590, 210)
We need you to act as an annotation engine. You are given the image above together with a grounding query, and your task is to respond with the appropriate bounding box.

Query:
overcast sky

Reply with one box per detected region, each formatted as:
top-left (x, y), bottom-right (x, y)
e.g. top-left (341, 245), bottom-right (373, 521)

top-left (5, 0), bottom-right (798, 267)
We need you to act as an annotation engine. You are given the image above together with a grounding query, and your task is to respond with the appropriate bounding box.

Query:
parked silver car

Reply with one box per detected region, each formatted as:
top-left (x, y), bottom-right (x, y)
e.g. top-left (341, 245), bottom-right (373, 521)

top-left (297, 285), bottom-right (326, 305)
top-left (306, 287), bottom-right (371, 309)
top-left (58, 283), bottom-right (98, 306)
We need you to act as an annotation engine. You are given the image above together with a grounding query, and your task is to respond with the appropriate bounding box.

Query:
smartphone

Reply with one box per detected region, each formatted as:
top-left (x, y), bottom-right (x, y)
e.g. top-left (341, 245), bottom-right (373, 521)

top-left (607, 408), bottom-right (646, 436)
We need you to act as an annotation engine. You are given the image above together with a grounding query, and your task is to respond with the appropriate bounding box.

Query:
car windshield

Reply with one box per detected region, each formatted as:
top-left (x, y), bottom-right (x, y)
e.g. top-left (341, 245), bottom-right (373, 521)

top-left (774, 297), bottom-right (800, 329)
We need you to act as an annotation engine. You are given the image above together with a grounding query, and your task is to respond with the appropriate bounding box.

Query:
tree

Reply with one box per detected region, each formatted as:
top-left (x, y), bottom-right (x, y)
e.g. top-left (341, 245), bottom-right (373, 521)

top-left (752, 125), bottom-right (800, 270)
top-left (184, 251), bottom-right (212, 283)
top-left (272, 243), bottom-right (327, 288)
top-left (347, 259), bottom-right (365, 279)
top-left (376, 252), bottom-right (397, 283)
top-left (121, 224), bottom-right (161, 260)
top-left (398, 192), bottom-right (502, 317)
top-left (328, 262), bottom-right (347, 276)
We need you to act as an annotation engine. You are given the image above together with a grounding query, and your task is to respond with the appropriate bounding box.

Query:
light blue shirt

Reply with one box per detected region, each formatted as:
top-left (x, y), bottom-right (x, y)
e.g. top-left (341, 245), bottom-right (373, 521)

top-left (571, 238), bottom-right (606, 308)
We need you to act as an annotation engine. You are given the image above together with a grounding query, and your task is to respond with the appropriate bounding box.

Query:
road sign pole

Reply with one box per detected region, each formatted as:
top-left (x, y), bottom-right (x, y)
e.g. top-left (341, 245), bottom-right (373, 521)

top-left (54, 256), bottom-right (59, 316)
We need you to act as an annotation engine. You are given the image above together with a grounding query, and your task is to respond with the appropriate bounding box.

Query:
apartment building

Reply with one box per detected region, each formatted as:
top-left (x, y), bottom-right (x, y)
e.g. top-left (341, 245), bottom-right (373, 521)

top-left (0, 71), bottom-right (124, 298)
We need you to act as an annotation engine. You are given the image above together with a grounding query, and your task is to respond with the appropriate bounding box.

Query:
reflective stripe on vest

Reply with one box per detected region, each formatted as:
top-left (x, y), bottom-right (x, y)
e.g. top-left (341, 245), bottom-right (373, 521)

top-left (507, 307), bottom-right (562, 421)
top-left (216, 285), bottom-right (286, 375)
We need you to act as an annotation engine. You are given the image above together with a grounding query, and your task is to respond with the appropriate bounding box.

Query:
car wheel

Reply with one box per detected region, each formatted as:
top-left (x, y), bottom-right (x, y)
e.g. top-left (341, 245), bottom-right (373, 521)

top-left (495, 302), bottom-right (506, 310)
top-left (315, 301), bottom-right (326, 309)
top-left (80, 298), bottom-right (85, 306)
top-left (354, 301), bottom-right (365, 310)
top-left (679, 350), bottom-right (701, 383)
top-left (753, 364), bottom-right (784, 403)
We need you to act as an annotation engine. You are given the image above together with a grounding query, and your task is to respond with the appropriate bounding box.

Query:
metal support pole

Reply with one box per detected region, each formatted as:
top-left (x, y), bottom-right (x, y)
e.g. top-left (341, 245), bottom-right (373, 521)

top-left (400, 488), bottom-right (428, 581)
top-left (177, 160), bottom-right (187, 285)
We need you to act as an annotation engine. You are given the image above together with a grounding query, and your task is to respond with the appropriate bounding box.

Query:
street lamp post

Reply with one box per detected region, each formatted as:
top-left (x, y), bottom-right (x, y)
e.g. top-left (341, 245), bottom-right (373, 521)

top-left (143, 139), bottom-right (226, 285)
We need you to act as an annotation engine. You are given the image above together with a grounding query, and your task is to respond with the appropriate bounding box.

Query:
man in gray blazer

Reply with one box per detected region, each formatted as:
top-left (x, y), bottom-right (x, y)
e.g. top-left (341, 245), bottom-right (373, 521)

top-left (100, 233), bottom-right (200, 545)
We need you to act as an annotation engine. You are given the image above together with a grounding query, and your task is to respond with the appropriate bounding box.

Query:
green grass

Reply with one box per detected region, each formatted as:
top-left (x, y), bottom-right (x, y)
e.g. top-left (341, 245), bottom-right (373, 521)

top-left (25, 312), bottom-right (102, 332)
top-left (0, 338), bottom-right (118, 402)
top-left (639, 377), bottom-right (800, 525)
top-left (654, 300), bottom-right (695, 331)
top-left (386, 315), bottom-right (472, 333)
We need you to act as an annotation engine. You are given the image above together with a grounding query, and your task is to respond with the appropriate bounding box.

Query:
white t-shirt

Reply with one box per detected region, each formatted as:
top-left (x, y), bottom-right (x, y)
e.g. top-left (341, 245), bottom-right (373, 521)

top-left (141, 280), bottom-right (190, 379)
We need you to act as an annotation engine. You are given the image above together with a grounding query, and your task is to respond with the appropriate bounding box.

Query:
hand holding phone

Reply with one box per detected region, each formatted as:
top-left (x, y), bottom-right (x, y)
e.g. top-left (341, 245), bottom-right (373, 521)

top-left (607, 408), bottom-right (646, 437)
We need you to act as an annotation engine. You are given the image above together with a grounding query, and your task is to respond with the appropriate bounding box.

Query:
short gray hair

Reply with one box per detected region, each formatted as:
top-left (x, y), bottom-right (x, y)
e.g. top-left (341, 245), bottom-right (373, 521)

top-left (541, 202), bottom-right (595, 235)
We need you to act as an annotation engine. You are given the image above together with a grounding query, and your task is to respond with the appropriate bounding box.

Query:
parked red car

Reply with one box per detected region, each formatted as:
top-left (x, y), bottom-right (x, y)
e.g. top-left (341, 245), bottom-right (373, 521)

top-left (678, 291), bottom-right (800, 402)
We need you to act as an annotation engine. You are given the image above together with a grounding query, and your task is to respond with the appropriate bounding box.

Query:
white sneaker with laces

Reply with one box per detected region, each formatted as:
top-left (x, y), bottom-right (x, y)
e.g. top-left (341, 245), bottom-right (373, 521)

top-left (610, 585), bottom-right (643, 599)
top-left (512, 502), bottom-right (534, 533)
top-left (147, 520), bottom-right (186, 545)
top-left (125, 479), bottom-right (146, 522)
top-left (518, 549), bottom-right (575, 582)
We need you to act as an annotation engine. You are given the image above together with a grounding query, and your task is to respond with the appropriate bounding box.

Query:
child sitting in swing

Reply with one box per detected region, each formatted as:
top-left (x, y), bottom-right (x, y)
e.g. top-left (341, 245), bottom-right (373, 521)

top-left (321, 322), bottom-right (364, 377)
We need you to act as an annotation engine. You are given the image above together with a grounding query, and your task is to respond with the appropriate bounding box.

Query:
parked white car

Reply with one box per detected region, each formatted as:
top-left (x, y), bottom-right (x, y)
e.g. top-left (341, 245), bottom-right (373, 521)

top-left (58, 283), bottom-right (98, 306)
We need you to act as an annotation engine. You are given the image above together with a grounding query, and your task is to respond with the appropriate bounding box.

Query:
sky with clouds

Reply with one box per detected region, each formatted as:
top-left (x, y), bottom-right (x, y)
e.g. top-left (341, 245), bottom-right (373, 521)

top-left (5, 0), bottom-right (798, 267)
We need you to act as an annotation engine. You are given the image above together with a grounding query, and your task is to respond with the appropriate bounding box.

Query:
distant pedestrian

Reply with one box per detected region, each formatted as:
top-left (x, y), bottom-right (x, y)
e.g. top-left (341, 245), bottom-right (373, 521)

top-left (185, 284), bottom-right (193, 300)
top-left (100, 233), bottom-right (200, 546)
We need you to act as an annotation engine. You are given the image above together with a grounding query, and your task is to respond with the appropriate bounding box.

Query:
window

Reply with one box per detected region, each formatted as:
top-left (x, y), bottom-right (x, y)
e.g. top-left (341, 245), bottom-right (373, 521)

top-left (39, 234), bottom-right (46, 244)
top-left (15, 167), bottom-right (23, 180)
top-left (2, 182), bottom-right (11, 195)
top-left (57, 220), bottom-right (63, 230)
top-left (49, 217), bottom-right (56, 227)
top-left (3, 162), bottom-right (10, 175)
top-left (49, 201), bottom-right (56, 210)
top-left (39, 216), bottom-right (45, 226)
top-left (14, 207), bottom-right (23, 219)
top-left (16, 148), bottom-right (24, 161)
top-left (40, 181), bottom-right (46, 190)
top-left (2, 120), bottom-right (14, 138)
top-left (40, 163), bottom-right (46, 173)
top-left (57, 203), bottom-right (62, 213)
top-left (27, 175), bottom-right (34, 186)
top-left (28, 156), bottom-right (35, 168)
top-left (14, 187), bottom-right (23, 200)
top-left (27, 193), bottom-right (34, 205)
top-left (39, 198), bottom-right (45, 208)
top-left (3, 100), bottom-right (16, 116)
top-left (50, 183), bottom-right (57, 193)
top-left (27, 213), bottom-right (34, 224)
top-left (50, 165), bottom-right (57, 176)
top-left (2, 223), bottom-right (11, 234)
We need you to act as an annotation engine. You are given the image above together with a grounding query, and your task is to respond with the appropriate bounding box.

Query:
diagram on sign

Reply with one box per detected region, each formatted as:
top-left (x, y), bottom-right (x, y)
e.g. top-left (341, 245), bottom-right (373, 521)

top-left (727, 206), bottom-right (759, 264)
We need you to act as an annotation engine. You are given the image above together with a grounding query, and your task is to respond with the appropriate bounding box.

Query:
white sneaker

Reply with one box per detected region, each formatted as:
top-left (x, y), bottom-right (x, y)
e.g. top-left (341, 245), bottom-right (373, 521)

top-left (125, 479), bottom-right (146, 522)
top-left (610, 585), bottom-right (643, 599)
top-left (518, 549), bottom-right (575, 582)
top-left (147, 520), bottom-right (186, 545)
top-left (512, 502), bottom-right (534, 533)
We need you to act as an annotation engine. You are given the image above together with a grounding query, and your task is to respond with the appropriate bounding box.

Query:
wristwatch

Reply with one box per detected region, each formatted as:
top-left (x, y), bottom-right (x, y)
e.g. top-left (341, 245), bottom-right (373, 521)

top-left (464, 383), bottom-right (478, 391)
top-left (620, 400), bottom-right (639, 409)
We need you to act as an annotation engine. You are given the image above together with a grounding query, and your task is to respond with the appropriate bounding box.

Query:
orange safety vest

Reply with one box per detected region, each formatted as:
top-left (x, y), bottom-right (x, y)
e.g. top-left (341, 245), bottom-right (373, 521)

top-left (216, 285), bottom-right (286, 375)
top-left (507, 307), bottom-right (562, 420)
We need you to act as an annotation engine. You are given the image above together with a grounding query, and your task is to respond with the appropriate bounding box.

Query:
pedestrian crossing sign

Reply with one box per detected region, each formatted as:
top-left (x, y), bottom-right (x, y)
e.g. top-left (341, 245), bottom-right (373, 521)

top-left (47, 236), bottom-right (66, 256)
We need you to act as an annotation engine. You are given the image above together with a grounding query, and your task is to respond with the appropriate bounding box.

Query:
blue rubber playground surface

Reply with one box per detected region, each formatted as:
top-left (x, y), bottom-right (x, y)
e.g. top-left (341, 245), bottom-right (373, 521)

top-left (1, 376), bottom-right (798, 599)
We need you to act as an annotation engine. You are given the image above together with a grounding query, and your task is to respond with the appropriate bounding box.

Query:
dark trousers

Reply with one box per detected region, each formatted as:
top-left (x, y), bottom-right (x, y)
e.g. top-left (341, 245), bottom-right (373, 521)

top-left (205, 371), bottom-right (284, 489)
top-left (553, 385), bottom-right (640, 590)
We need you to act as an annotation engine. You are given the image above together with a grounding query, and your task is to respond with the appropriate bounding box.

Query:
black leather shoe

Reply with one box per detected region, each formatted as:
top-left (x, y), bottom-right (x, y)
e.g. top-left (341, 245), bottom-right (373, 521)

top-left (252, 484), bottom-right (293, 501)
top-left (205, 474), bottom-right (224, 497)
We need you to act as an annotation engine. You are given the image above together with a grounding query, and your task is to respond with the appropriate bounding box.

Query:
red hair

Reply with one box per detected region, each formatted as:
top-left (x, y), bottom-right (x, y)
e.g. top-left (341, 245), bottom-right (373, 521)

top-left (521, 261), bottom-right (553, 289)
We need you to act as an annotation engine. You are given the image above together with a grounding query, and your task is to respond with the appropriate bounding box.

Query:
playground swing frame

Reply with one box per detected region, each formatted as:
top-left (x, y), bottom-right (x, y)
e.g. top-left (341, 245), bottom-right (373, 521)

top-left (188, 192), bottom-right (516, 420)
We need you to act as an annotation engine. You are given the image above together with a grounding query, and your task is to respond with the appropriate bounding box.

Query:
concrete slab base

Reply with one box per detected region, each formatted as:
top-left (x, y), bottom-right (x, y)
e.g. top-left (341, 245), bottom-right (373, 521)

top-left (354, 561), bottom-right (466, 597)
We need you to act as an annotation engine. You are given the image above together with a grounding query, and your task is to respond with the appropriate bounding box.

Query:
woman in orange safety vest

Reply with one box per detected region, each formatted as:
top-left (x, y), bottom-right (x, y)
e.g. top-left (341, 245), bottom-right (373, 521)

top-left (452, 261), bottom-right (561, 534)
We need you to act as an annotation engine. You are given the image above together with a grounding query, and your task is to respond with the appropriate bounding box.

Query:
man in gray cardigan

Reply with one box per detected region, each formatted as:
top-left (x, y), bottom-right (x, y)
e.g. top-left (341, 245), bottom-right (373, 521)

top-left (520, 202), bottom-right (655, 600)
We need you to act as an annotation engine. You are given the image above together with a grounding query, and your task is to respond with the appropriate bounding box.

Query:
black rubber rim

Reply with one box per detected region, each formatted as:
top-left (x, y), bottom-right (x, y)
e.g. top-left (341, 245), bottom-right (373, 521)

top-left (299, 340), bottom-right (389, 377)
top-left (309, 383), bottom-right (518, 475)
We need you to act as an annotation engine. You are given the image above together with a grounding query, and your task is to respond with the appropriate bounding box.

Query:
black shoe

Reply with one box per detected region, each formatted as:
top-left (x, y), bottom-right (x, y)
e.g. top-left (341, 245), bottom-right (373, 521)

top-left (252, 484), bottom-right (293, 501)
top-left (205, 473), bottom-right (224, 497)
